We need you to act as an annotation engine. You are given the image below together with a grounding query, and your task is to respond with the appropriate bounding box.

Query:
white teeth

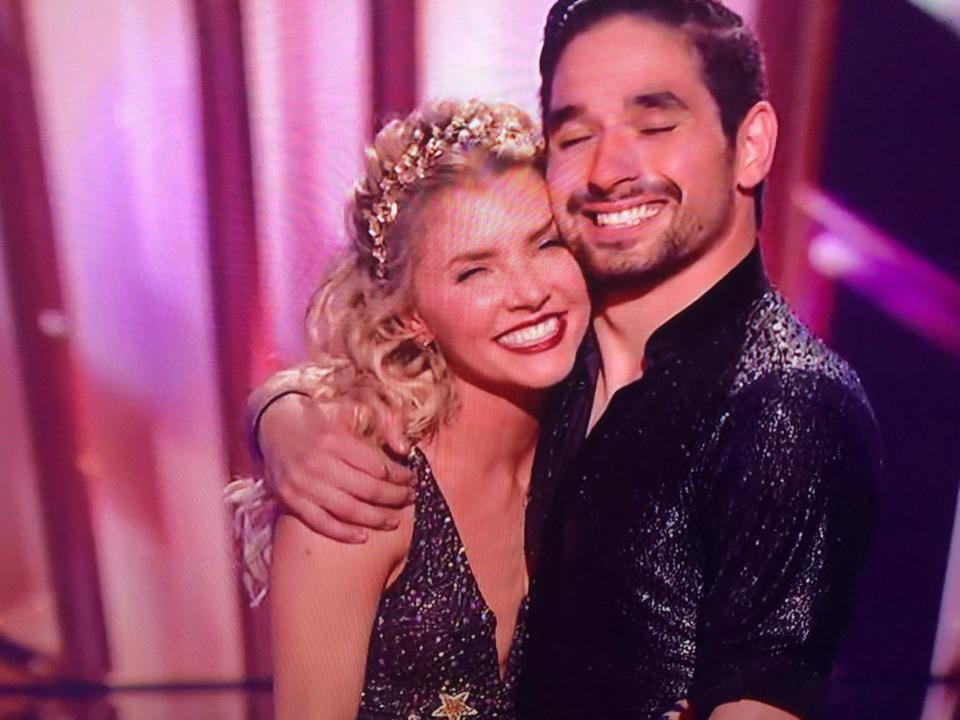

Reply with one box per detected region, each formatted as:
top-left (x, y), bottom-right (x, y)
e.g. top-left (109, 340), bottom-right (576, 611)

top-left (497, 316), bottom-right (560, 349)
top-left (595, 203), bottom-right (663, 227)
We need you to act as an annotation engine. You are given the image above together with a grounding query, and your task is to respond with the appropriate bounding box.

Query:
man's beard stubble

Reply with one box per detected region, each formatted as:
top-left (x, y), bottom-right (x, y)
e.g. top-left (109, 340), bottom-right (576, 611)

top-left (554, 159), bottom-right (741, 297)
top-left (570, 203), bottom-right (719, 296)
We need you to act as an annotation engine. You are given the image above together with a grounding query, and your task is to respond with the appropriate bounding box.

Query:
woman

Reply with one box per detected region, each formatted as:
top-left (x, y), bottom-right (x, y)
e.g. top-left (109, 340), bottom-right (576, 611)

top-left (227, 99), bottom-right (590, 719)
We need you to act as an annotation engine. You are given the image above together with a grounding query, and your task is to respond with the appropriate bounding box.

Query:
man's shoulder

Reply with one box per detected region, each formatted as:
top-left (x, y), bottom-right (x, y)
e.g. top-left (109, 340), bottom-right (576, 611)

top-left (729, 290), bottom-right (870, 412)
top-left (700, 292), bottom-right (881, 511)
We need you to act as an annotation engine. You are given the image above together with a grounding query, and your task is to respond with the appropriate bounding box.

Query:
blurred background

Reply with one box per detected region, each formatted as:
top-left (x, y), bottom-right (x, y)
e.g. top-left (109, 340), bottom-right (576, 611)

top-left (0, 0), bottom-right (958, 718)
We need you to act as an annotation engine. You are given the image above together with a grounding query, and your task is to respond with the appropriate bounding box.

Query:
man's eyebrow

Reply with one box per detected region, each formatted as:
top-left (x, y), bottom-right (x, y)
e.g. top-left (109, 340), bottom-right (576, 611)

top-left (545, 103), bottom-right (584, 133)
top-left (547, 92), bottom-right (687, 133)
top-left (630, 91), bottom-right (688, 110)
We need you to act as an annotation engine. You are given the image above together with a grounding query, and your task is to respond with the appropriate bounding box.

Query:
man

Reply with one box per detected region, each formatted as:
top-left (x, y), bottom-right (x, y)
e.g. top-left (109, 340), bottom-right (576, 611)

top-left (251, 1), bottom-right (879, 718)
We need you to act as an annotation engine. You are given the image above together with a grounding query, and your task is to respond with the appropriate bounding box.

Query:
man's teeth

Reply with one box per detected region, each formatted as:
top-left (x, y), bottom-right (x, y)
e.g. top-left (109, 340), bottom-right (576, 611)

top-left (498, 316), bottom-right (560, 349)
top-left (595, 203), bottom-right (663, 227)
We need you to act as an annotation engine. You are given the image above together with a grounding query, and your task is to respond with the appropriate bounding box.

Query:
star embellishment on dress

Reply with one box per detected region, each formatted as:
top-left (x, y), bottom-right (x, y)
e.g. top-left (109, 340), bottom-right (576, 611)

top-left (431, 690), bottom-right (478, 720)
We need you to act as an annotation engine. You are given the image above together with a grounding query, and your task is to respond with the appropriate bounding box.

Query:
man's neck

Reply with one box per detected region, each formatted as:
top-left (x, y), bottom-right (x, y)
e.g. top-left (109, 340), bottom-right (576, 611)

top-left (589, 233), bottom-right (756, 429)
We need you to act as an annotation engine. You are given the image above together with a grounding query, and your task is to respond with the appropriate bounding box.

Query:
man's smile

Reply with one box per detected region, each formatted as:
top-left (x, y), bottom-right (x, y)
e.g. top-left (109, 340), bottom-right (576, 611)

top-left (586, 200), bottom-right (668, 228)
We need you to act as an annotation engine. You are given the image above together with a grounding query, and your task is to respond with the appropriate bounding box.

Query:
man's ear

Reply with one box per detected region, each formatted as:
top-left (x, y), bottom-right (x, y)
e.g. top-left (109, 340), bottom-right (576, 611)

top-left (735, 100), bottom-right (778, 191)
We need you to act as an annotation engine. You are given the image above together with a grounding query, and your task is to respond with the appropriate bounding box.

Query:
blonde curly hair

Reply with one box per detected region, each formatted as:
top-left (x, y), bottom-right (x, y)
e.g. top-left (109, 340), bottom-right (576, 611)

top-left (254, 99), bottom-right (545, 448)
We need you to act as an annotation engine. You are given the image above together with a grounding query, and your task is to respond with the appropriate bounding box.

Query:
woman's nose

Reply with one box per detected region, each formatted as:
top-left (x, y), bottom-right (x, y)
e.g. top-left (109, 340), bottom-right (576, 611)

top-left (505, 265), bottom-right (550, 312)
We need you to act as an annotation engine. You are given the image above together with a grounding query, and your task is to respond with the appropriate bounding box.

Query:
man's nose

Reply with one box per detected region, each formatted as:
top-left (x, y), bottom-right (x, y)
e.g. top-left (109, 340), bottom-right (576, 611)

top-left (587, 125), bottom-right (641, 197)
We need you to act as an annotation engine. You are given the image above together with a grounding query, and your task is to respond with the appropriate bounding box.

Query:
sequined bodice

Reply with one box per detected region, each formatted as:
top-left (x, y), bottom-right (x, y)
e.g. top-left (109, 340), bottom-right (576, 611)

top-left (358, 448), bottom-right (525, 719)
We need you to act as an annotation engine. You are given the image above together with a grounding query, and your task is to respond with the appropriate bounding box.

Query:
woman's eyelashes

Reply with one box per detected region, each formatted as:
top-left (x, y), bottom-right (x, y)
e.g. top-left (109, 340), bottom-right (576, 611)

top-left (539, 236), bottom-right (566, 250)
top-left (455, 266), bottom-right (486, 283)
top-left (454, 237), bottom-right (565, 282)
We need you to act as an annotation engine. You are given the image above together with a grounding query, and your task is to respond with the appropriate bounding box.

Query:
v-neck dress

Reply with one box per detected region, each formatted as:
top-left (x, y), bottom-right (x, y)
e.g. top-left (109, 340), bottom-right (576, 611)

top-left (357, 448), bottom-right (526, 720)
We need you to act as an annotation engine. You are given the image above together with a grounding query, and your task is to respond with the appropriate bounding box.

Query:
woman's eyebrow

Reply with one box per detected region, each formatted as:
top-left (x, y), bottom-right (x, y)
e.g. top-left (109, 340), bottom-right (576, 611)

top-left (446, 248), bottom-right (496, 268)
top-left (526, 217), bottom-right (557, 243)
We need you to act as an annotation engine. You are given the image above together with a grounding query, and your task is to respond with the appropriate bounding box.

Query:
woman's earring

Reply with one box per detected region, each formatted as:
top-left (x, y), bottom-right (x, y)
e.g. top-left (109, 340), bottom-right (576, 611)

top-left (416, 336), bottom-right (433, 351)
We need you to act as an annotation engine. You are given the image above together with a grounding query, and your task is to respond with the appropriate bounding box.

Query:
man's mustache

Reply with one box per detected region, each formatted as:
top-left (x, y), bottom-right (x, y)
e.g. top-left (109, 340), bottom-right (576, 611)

top-left (567, 178), bottom-right (683, 213)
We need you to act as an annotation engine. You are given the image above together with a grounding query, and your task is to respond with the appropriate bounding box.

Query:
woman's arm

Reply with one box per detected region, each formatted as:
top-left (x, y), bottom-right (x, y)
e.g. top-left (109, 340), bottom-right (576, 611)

top-left (270, 511), bottom-right (409, 719)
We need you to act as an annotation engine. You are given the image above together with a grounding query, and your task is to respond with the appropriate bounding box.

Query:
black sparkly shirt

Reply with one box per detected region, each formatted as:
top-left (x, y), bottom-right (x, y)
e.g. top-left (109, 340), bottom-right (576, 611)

top-left (517, 247), bottom-right (880, 720)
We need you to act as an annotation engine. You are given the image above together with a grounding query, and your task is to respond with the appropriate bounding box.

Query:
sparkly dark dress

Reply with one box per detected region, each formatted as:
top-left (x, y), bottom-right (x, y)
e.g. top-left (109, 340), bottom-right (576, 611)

top-left (357, 448), bottom-right (525, 720)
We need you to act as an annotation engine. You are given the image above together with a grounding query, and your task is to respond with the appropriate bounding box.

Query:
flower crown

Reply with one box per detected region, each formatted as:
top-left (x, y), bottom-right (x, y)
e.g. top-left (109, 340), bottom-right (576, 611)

top-left (361, 100), bottom-right (544, 279)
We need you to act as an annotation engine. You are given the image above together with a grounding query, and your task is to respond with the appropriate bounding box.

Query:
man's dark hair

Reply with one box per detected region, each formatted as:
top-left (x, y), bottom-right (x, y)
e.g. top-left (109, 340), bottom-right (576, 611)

top-left (539, 0), bottom-right (769, 224)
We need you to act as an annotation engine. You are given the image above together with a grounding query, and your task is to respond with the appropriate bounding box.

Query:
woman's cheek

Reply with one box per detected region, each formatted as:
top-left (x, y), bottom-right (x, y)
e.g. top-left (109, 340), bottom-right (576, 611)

top-left (456, 282), bottom-right (499, 313)
top-left (431, 287), bottom-right (494, 338)
top-left (557, 255), bottom-right (588, 297)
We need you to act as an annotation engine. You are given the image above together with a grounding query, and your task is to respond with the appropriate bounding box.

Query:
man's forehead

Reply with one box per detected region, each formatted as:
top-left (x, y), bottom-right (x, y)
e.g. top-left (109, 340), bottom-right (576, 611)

top-left (548, 14), bottom-right (702, 107)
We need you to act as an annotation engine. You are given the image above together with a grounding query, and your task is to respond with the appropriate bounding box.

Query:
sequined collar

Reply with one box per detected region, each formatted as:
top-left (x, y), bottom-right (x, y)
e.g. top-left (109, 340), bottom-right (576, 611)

top-left (643, 244), bottom-right (769, 370)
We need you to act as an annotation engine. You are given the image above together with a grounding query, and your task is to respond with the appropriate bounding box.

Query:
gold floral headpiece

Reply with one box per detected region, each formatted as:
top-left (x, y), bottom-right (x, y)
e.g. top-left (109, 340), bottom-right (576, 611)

top-left (362, 100), bottom-right (544, 279)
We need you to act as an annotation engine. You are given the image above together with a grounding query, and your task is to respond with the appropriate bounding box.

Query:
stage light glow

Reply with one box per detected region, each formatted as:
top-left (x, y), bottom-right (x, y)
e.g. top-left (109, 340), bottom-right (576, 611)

top-left (909, 0), bottom-right (960, 33)
top-left (808, 232), bottom-right (864, 278)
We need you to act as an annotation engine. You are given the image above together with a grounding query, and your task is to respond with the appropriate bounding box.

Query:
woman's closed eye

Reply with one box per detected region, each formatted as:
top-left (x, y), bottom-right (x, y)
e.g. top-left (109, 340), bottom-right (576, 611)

top-left (538, 236), bottom-right (567, 250)
top-left (455, 266), bottom-right (486, 283)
